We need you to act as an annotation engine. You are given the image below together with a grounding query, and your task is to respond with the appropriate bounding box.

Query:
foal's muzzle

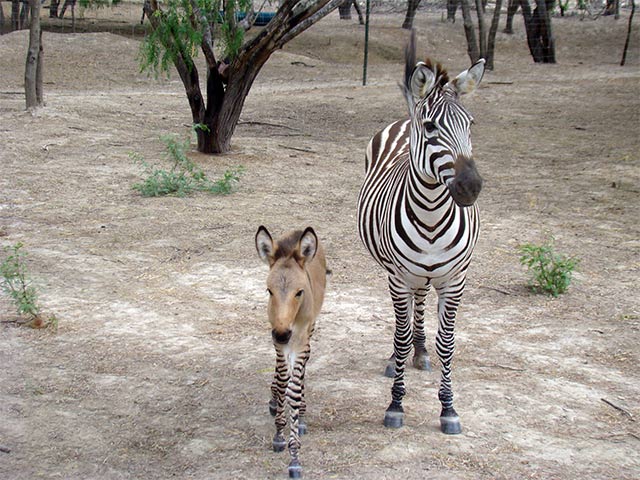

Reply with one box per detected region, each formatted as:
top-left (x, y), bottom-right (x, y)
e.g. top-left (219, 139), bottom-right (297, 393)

top-left (272, 329), bottom-right (292, 345)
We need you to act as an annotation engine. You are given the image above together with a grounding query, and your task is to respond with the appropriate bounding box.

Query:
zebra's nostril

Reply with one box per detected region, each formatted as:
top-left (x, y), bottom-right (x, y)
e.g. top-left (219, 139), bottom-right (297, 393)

top-left (272, 329), bottom-right (292, 344)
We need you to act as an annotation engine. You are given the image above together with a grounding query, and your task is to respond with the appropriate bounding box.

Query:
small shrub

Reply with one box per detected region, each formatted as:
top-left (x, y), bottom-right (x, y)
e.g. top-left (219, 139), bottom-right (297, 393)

top-left (132, 135), bottom-right (244, 197)
top-left (518, 239), bottom-right (579, 297)
top-left (1, 243), bottom-right (55, 329)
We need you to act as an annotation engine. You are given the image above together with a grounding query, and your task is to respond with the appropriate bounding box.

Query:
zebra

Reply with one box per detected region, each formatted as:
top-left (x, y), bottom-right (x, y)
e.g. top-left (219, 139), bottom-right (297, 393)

top-left (357, 30), bottom-right (485, 434)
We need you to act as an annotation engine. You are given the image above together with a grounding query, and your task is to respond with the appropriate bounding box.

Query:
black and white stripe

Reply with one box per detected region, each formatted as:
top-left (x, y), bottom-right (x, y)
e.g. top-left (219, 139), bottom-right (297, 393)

top-left (357, 32), bottom-right (485, 433)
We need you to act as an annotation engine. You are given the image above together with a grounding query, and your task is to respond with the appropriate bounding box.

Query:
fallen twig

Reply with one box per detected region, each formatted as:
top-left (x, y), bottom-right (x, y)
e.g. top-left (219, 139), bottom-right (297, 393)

top-left (479, 285), bottom-right (512, 295)
top-left (477, 363), bottom-right (525, 372)
top-left (278, 144), bottom-right (317, 154)
top-left (239, 121), bottom-right (300, 131)
top-left (601, 398), bottom-right (635, 421)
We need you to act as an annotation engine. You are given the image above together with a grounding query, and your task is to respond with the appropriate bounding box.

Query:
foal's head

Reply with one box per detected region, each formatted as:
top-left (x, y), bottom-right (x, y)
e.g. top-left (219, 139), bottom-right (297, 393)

top-left (255, 226), bottom-right (319, 345)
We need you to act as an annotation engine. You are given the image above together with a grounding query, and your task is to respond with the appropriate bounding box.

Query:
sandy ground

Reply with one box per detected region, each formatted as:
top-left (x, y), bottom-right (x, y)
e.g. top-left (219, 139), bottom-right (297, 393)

top-left (1, 4), bottom-right (639, 479)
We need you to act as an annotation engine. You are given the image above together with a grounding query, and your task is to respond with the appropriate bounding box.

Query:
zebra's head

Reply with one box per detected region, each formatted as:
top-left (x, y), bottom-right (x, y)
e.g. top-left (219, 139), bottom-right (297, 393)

top-left (403, 32), bottom-right (485, 207)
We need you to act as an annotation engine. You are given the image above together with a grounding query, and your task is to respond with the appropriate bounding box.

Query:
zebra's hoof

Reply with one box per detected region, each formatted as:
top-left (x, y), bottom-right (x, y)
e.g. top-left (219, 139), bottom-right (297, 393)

top-left (384, 361), bottom-right (396, 378)
top-left (269, 398), bottom-right (277, 417)
top-left (272, 434), bottom-right (286, 452)
top-left (413, 353), bottom-right (432, 372)
top-left (298, 418), bottom-right (308, 436)
top-left (440, 414), bottom-right (462, 435)
top-left (288, 459), bottom-right (302, 478)
top-left (383, 410), bottom-right (404, 428)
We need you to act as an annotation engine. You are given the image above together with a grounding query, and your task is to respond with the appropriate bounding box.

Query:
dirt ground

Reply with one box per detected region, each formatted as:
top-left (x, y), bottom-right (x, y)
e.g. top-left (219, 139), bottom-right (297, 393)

top-left (1, 4), bottom-right (639, 479)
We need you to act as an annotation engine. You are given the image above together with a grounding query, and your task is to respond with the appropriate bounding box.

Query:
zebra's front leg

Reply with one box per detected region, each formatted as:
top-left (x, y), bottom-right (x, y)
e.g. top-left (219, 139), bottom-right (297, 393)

top-left (286, 349), bottom-right (310, 478)
top-left (435, 283), bottom-right (464, 435)
top-left (384, 279), bottom-right (412, 428)
top-left (271, 348), bottom-right (288, 452)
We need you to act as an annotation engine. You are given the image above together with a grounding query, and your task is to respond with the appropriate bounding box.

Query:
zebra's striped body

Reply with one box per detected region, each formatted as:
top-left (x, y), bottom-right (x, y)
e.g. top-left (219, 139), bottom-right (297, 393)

top-left (357, 32), bottom-right (485, 433)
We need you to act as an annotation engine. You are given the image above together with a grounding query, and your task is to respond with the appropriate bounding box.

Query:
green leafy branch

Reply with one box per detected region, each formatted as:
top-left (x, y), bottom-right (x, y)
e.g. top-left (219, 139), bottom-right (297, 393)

top-left (132, 134), bottom-right (244, 197)
top-left (1, 243), bottom-right (57, 329)
top-left (518, 238), bottom-right (579, 297)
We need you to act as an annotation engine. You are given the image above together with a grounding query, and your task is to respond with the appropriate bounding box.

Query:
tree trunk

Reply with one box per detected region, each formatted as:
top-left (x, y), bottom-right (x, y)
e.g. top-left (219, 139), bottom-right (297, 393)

top-left (447, 0), bottom-right (458, 22)
top-left (25, 0), bottom-right (43, 109)
top-left (402, 0), bottom-right (421, 29)
top-left (352, 0), bottom-right (364, 24)
top-left (49, 0), bottom-right (59, 18)
top-left (621, 0), bottom-right (636, 66)
top-left (338, 0), bottom-right (351, 19)
top-left (460, 0), bottom-right (480, 62)
top-left (475, 0), bottom-right (487, 57)
top-left (486, 0), bottom-right (504, 69)
top-left (12, 0), bottom-right (20, 30)
top-left (504, 0), bottom-right (518, 33)
top-left (534, 0), bottom-right (555, 63)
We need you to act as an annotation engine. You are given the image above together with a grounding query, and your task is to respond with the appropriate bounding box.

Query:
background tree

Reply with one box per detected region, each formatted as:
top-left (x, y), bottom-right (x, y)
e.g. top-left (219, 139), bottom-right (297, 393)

top-left (402, 0), bottom-right (421, 29)
top-left (459, 0), bottom-right (503, 68)
top-left (25, 0), bottom-right (43, 109)
top-left (338, 0), bottom-right (364, 24)
top-left (141, 0), bottom-right (343, 154)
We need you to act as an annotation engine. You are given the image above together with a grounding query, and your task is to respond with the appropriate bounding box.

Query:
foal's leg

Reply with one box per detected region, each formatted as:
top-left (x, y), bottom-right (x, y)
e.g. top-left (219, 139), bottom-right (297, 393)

top-left (412, 286), bottom-right (432, 371)
top-left (271, 347), bottom-right (288, 452)
top-left (384, 276), bottom-right (412, 428)
top-left (286, 344), bottom-right (311, 478)
top-left (434, 277), bottom-right (465, 434)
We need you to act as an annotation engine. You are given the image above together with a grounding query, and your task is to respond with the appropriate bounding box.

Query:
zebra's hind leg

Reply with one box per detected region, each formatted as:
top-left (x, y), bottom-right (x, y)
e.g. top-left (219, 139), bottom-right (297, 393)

top-left (412, 287), bottom-right (432, 372)
top-left (435, 281), bottom-right (464, 435)
top-left (384, 278), bottom-right (412, 428)
top-left (384, 286), bottom-right (432, 377)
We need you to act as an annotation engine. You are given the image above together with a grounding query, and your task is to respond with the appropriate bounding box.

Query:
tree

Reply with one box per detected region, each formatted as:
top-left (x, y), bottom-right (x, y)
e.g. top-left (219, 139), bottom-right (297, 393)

top-left (459, 0), bottom-right (503, 69)
top-left (503, 0), bottom-right (555, 63)
top-left (141, 0), bottom-right (343, 154)
top-left (338, 0), bottom-right (363, 24)
top-left (402, 0), bottom-right (421, 29)
top-left (25, 0), bottom-right (43, 109)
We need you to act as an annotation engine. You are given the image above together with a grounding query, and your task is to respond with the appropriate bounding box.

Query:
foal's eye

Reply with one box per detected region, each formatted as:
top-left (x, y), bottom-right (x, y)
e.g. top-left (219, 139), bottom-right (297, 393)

top-left (423, 121), bottom-right (437, 134)
top-left (295, 290), bottom-right (304, 299)
top-left (267, 289), bottom-right (273, 296)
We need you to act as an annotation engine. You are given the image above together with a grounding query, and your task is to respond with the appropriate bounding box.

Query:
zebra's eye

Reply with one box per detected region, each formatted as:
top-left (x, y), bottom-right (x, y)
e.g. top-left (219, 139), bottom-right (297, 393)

top-left (423, 121), bottom-right (438, 134)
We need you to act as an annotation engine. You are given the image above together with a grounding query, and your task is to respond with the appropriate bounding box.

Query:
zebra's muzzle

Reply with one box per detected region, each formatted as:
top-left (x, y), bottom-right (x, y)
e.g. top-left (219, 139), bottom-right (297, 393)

top-left (449, 157), bottom-right (483, 207)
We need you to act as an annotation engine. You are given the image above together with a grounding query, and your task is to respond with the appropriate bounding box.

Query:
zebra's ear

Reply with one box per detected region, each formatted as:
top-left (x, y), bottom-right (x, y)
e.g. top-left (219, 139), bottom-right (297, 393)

top-left (450, 58), bottom-right (485, 96)
top-left (409, 62), bottom-right (436, 102)
top-left (298, 227), bottom-right (318, 263)
top-left (255, 226), bottom-right (274, 265)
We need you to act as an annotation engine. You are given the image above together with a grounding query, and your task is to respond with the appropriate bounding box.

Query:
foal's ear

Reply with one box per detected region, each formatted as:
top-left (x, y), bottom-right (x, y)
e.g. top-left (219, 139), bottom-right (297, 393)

top-left (298, 227), bottom-right (318, 263)
top-left (255, 226), bottom-right (274, 265)
top-left (450, 58), bottom-right (485, 96)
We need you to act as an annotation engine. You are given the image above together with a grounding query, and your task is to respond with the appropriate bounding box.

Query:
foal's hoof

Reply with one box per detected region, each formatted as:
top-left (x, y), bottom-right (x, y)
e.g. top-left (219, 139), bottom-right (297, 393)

top-left (269, 398), bottom-right (277, 417)
top-left (440, 414), bottom-right (462, 435)
top-left (412, 352), bottom-right (432, 372)
top-left (383, 410), bottom-right (404, 428)
top-left (288, 459), bottom-right (303, 478)
top-left (272, 434), bottom-right (286, 452)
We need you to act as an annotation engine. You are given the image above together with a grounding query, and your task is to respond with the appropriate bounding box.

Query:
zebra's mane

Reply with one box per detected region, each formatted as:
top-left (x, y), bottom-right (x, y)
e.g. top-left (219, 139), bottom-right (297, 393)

top-left (422, 58), bottom-right (450, 90)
